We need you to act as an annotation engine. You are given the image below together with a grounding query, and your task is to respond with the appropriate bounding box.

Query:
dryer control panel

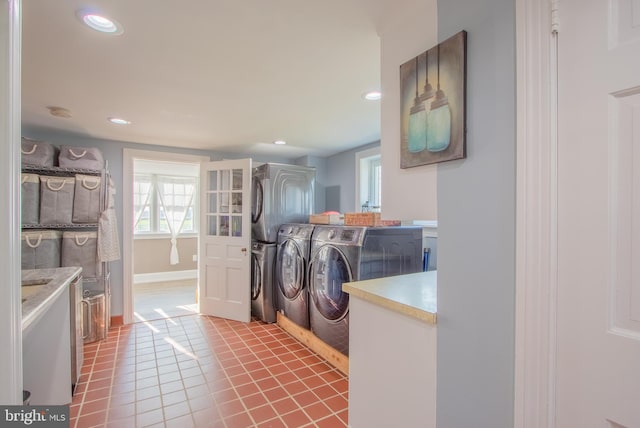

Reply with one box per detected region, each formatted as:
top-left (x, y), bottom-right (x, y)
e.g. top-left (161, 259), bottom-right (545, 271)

top-left (314, 226), bottom-right (365, 245)
top-left (339, 229), bottom-right (355, 241)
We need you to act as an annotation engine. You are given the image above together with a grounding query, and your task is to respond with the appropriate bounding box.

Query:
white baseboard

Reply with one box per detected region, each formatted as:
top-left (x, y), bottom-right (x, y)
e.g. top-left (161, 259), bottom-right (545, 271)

top-left (134, 270), bottom-right (197, 284)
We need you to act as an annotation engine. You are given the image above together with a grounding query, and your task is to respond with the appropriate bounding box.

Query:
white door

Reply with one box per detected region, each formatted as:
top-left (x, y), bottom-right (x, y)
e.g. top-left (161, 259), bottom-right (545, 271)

top-left (557, 0), bottom-right (640, 426)
top-left (199, 159), bottom-right (252, 322)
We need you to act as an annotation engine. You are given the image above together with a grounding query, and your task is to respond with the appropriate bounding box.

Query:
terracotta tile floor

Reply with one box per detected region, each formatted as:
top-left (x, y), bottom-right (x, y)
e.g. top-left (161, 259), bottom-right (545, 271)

top-left (70, 315), bottom-right (348, 427)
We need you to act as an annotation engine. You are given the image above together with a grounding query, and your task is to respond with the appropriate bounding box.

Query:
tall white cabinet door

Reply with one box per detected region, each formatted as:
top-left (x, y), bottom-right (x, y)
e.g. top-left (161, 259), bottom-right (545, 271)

top-left (199, 159), bottom-right (252, 323)
top-left (557, 0), bottom-right (640, 426)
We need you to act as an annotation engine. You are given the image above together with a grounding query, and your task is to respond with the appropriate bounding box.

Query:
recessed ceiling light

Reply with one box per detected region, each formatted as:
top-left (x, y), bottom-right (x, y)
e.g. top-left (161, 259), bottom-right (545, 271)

top-left (363, 91), bottom-right (382, 101)
top-left (108, 117), bottom-right (131, 125)
top-left (76, 9), bottom-right (124, 35)
top-left (273, 140), bottom-right (287, 145)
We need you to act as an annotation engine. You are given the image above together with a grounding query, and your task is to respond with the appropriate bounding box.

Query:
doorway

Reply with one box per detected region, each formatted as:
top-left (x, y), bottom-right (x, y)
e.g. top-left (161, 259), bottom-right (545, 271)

top-left (122, 149), bottom-right (210, 324)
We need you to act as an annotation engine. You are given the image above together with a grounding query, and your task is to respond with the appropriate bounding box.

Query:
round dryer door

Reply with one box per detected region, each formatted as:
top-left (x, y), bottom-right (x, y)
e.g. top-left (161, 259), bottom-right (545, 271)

top-left (309, 245), bottom-right (351, 321)
top-left (277, 239), bottom-right (305, 299)
top-left (251, 253), bottom-right (261, 301)
top-left (251, 176), bottom-right (263, 224)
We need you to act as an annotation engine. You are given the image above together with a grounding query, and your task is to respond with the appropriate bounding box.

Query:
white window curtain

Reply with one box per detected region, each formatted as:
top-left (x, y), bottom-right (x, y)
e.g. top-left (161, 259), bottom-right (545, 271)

top-left (155, 176), bottom-right (196, 265)
top-left (133, 174), bottom-right (153, 231)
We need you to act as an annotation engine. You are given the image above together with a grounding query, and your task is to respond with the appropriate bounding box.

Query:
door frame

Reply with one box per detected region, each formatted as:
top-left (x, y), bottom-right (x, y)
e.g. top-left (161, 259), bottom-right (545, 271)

top-left (514, 0), bottom-right (558, 427)
top-left (122, 149), bottom-right (210, 325)
top-left (0, 0), bottom-right (22, 405)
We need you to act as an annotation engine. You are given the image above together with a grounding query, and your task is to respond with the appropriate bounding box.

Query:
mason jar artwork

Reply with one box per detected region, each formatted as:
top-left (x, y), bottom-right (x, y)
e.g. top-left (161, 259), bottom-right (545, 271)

top-left (400, 31), bottom-right (466, 168)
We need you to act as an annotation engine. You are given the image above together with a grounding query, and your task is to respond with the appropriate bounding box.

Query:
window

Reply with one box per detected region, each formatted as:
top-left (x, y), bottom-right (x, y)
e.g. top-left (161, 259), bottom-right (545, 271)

top-left (356, 147), bottom-right (382, 212)
top-left (133, 174), bottom-right (153, 233)
top-left (366, 156), bottom-right (382, 211)
top-left (133, 162), bottom-right (199, 235)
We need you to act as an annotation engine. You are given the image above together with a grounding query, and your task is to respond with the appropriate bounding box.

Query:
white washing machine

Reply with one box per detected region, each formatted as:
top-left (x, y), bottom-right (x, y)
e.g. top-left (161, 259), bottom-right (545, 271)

top-left (308, 226), bottom-right (423, 356)
top-left (275, 223), bottom-right (315, 329)
top-left (251, 241), bottom-right (277, 323)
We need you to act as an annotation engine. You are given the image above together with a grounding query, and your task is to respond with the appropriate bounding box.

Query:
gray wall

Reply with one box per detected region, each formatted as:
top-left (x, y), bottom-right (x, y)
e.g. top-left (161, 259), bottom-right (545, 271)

top-left (436, 1), bottom-right (516, 427)
top-left (22, 126), bottom-right (294, 316)
top-left (295, 155), bottom-right (328, 213)
top-left (323, 141), bottom-right (380, 213)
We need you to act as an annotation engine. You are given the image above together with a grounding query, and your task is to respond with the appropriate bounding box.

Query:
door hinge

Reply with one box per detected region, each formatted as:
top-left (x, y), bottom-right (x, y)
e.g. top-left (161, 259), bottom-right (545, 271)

top-left (551, 0), bottom-right (559, 34)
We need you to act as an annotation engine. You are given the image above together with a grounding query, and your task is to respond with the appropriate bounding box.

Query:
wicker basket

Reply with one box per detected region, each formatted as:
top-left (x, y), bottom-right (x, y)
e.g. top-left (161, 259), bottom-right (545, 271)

top-left (343, 212), bottom-right (401, 227)
top-left (309, 214), bottom-right (344, 225)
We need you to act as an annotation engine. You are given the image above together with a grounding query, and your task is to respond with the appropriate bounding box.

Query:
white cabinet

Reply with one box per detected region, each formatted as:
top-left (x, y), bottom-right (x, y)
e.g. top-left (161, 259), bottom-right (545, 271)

top-left (22, 277), bottom-right (74, 405)
top-left (345, 272), bottom-right (438, 428)
top-left (348, 297), bottom-right (437, 428)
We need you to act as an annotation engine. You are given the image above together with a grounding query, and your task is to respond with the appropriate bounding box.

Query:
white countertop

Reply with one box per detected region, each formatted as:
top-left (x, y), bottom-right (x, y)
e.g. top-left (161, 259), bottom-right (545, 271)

top-left (22, 267), bottom-right (82, 332)
top-left (343, 270), bottom-right (437, 324)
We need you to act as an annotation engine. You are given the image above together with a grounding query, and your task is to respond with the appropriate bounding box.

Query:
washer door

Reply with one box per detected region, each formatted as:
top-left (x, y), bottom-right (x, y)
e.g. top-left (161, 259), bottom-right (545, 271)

top-left (309, 245), bottom-right (351, 321)
top-left (251, 176), bottom-right (263, 225)
top-left (277, 239), bottom-right (305, 300)
top-left (251, 252), bottom-right (261, 301)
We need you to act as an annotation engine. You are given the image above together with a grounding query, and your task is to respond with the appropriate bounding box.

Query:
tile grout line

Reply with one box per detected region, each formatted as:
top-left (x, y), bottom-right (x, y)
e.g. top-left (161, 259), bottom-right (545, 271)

top-left (159, 314), bottom-right (230, 427)
top-left (164, 317), bottom-right (198, 427)
top-left (73, 314), bottom-right (348, 428)
top-left (217, 316), bottom-right (343, 427)
top-left (218, 316), bottom-right (290, 426)
top-left (100, 325), bottom-right (121, 427)
top-left (274, 326), bottom-right (350, 425)
top-left (74, 339), bottom-right (100, 428)
top-left (208, 316), bottom-right (259, 428)
top-left (74, 327), bottom-right (117, 428)
top-left (194, 316), bottom-right (236, 428)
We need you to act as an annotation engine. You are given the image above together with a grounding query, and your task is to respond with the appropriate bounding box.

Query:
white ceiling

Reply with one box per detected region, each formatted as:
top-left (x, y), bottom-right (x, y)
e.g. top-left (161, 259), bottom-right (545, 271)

top-left (21, 0), bottom-right (392, 158)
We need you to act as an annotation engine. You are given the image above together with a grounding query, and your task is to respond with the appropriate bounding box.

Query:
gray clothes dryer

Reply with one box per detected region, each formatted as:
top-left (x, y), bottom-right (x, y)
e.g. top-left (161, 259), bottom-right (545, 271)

top-left (275, 223), bottom-right (315, 329)
top-left (308, 226), bottom-right (423, 356)
top-left (251, 241), bottom-right (277, 323)
top-left (251, 163), bottom-right (315, 243)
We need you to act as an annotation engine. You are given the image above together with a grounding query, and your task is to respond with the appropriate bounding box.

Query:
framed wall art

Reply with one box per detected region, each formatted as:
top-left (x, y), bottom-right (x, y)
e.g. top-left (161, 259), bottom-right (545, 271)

top-left (400, 30), bottom-right (467, 168)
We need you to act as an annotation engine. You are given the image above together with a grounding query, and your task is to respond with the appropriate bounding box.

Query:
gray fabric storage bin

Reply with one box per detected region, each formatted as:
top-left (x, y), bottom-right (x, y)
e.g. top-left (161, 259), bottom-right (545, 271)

top-left (21, 137), bottom-right (57, 167)
top-left (21, 230), bottom-right (62, 269)
top-left (59, 146), bottom-right (105, 170)
top-left (21, 173), bottom-right (40, 225)
top-left (61, 231), bottom-right (98, 278)
top-left (72, 174), bottom-right (101, 223)
top-left (40, 176), bottom-right (75, 224)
